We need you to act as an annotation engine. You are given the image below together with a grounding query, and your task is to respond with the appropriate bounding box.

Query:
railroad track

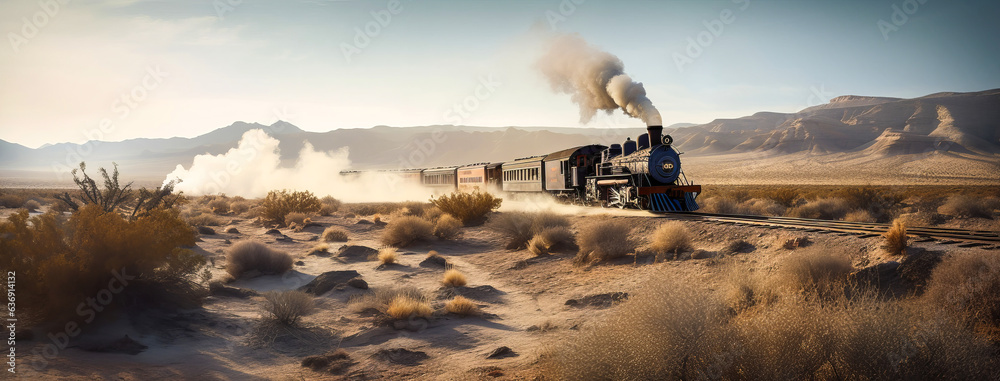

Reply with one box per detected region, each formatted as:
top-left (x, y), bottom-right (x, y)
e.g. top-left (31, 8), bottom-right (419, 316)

top-left (655, 212), bottom-right (1000, 248)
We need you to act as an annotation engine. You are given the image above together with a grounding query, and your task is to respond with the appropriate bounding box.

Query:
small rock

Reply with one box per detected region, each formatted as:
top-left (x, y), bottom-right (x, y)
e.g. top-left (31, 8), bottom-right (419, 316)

top-left (486, 346), bottom-right (516, 359)
top-left (197, 226), bottom-right (216, 235)
top-left (298, 270), bottom-right (363, 295)
top-left (347, 278), bottom-right (368, 289)
top-left (295, 260), bottom-right (305, 266)
top-left (265, 228), bottom-right (282, 235)
top-left (371, 348), bottom-right (428, 365)
top-left (356, 219), bottom-right (373, 225)
top-left (223, 239), bottom-right (232, 244)
top-left (307, 235), bottom-right (319, 241)
top-left (226, 227), bottom-right (240, 234)
top-left (419, 255), bottom-right (448, 268)
top-left (276, 235), bottom-right (293, 242)
top-left (336, 245), bottom-right (378, 262)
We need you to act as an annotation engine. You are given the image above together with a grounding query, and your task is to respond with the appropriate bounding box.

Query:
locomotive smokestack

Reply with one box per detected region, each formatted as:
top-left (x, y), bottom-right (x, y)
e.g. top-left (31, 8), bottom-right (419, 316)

top-left (647, 125), bottom-right (663, 147)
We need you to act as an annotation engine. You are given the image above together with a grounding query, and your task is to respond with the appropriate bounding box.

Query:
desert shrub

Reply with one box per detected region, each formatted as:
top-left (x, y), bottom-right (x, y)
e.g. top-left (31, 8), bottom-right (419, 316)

top-left (738, 198), bottom-right (787, 216)
top-left (260, 190), bottom-right (321, 226)
top-left (345, 202), bottom-right (417, 216)
top-left (542, 272), bottom-right (999, 381)
top-left (445, 296), bottom-right (480, 316)
top-left (773, 249), bottom-right (853, 300)
top-left (0, 193), bottom-right (28, 208)
top-left (187, 213), bottom-right (223, 226)
top-left (322, 227), bottom-right (349, 242)
top-left (0, 204), bottom-right (204, 326)
top-left (433, 214), bottom-right (463, 240)
top-left (208, 198), bottom-right (230, 214)
top-left (261, 290), bottom-right (314, 326)
top-left (488, 211), bottom-right (571, 250)
top-left (320, 196), bottom-right (342, 213)
top-left (378, 247), bottom-right (399, 265)
top-left (308, 243), bottom-right (330, 256)
top-left (937, 194), bottom-right (995, 219)
top-left (386, 295), bottom-right (433, 320)
top-left (284, 212), bottom-right (311, 227)
top-left (649, 221), bottom-right (692, 257)
top-left (540, 277), bottom-right (729, 380)
top-left (22, 199), bottom-right (41, 212)
top-left (768, 188), bottom-right (800, 207)
top-left (574, 220), bottom-right (635, 265)
top-left (430, 191), bottom-right (502, 225)
top-left (348, 286), bottom-right (426, 313)
top-left (528, 226), bottom-right (576, 256)
top-left (700, 196), bottom-right (738, 214)
top-left (883, 219), bottom-right (908, 255)
top-left (844, 209), bottom-right (876, 223)
top-left (225, 240), bottom-right (293, 278)
top-left (833, 187), bottom-right (902, 222)
top-left (380, 216), bottom-right (433, 247)
top-left (442, 268), bottom-right (467, 287)
top-left (55, 162), bottom-right (181, 218)
top-left (786, 198), bottom-right (850, 220)
top-left (923, 252), bottom-right (1000, 329)
top-left (229, 200), bottom-right (251, 214)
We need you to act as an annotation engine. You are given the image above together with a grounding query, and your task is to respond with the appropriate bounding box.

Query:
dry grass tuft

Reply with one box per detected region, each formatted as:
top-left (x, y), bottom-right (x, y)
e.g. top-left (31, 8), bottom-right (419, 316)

top-left (380, 216), bottom-right (433, 247)
top-left (226, 240), bottom-right (293, 278)
top-left (442, 268), bottom-right (467, 287)
top-left (433, 214), bottom-right (463, 240)
top-left (844, 209), bottom-right (876, 223)
top-left (923, 252), bottom-right (1000, 330)
top-left (574, 220), bottom-right (635, 265)
top-left (378, 247), bottom-right (399, 265)
top-left (527, 226), bottom-right (575, 256)
top-left (488, 211), bottom-right (571, 250)
top-left (208, 198), bottom-right (230, 214)
top-left (937, 195), bottom-right (997, 219)
top-left (261, 290), bottom-right (313, 326)
top-left (774, 249), bottom-right (853, 300)
top-left (386, 295), bottom-right (433, 320)
top-left (322, 227), bottom-right (349, 242)
top-left (430, 191), bottom-right (502, 225)
top-left (649, 221), bottom-right (693, 258)
top-left (308, 243), bottom-right (330, 255)
top-left (229, 200), bottom-right (251, 215)
top-left (445, 296), bottom-right (480, 316)
top-left (348, 287), bottom-right (425, 313)
top-left (883, 219), bottom-right (908, 256)
top-left (787, 198), bottom-right (851, 220)
top-left (284, 212), bottom-right (311, 227)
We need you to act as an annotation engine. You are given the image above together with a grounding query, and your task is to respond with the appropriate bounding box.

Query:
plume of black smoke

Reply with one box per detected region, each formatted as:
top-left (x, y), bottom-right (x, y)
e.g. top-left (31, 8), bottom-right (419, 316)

top-left (537, 33), bottom-right (662, 126)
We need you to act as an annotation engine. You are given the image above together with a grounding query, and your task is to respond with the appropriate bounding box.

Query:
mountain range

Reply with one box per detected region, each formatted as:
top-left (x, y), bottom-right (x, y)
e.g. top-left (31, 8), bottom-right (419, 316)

top-left (1, 89), bottom-right (997, 187)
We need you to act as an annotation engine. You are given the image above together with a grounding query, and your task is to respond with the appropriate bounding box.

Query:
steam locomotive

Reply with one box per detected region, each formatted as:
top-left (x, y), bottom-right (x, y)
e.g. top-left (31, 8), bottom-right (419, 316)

top-left (342, 125), bottom-right (701, 212)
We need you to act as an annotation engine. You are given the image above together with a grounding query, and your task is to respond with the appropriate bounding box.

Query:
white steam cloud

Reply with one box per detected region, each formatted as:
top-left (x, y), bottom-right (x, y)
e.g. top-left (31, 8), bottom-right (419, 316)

top-left (537, 33), bottom-right (662, 126)
top-left (163, 129), bottom-right (433, 202)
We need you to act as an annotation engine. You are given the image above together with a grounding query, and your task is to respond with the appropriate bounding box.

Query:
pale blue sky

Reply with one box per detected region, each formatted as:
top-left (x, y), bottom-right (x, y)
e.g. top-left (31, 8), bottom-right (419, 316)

top-left (1, 0), bottom-right (997, 147)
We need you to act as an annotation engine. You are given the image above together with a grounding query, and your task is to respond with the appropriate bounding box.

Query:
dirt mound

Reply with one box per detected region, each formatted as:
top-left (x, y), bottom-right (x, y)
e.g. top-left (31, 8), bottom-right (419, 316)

top-left (371, 348), bottom-right (429, 366)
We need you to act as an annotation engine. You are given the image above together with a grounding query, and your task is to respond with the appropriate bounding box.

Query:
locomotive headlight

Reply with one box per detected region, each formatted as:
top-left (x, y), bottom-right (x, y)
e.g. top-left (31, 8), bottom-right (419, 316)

top-left (661, 161), bottom-right (675, 171)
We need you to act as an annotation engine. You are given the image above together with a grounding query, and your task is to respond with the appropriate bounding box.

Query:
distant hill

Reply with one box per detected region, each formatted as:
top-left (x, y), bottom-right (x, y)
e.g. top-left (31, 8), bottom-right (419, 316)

top-left (1, 88), bottom-right (997, 186)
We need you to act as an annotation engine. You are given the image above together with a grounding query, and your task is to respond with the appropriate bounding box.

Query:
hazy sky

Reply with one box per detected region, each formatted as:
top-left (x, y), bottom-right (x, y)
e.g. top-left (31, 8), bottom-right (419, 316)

top-left (1, 0), bottom-right (998, 147)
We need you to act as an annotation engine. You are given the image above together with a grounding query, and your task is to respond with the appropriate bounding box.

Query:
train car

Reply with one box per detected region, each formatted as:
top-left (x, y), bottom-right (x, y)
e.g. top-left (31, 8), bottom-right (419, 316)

top-left (421, 166), bottom-right (458, 194)
top-left (587, 125), bottom-right (701, 212)
top-left (542, 144), bottom-right (606, 200)
top-left (340, 168), bottom-right (423, 188)
top-left (501, 156), bottom-right (544, 193)
top-left (457, 163), bottom-right (502, 193)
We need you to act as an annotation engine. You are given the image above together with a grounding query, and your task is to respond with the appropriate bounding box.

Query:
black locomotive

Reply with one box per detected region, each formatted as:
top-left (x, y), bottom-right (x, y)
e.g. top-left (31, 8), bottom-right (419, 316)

top-left (342, 125), bottom-right (701, 212)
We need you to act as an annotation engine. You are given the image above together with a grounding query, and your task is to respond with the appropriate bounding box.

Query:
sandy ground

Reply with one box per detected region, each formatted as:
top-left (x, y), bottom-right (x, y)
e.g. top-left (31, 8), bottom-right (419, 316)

top-left (6, 204), bottom-right (999, 380)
